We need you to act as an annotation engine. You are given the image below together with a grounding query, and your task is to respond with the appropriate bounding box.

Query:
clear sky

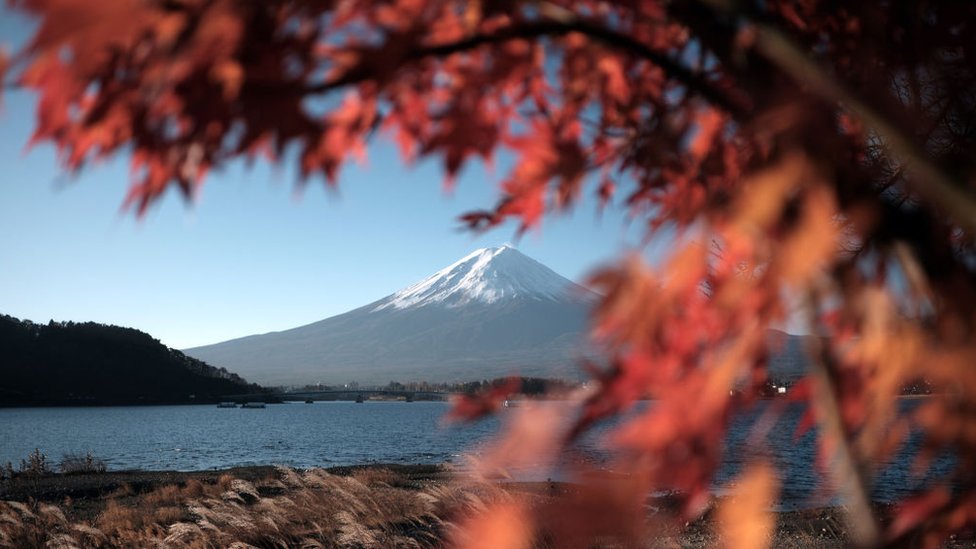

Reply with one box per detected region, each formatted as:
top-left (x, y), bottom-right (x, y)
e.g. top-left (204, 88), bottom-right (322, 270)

top-left (0, 11), bottom-right (661, 349)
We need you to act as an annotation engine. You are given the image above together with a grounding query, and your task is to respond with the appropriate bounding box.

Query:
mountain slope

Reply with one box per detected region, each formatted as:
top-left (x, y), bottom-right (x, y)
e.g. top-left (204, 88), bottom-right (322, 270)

top-left (766, 329), bottom-right (813, 381)
top-left (0, 315), bottom-right (264, 406)
top-left (185, 246), bottom-right (596, 385)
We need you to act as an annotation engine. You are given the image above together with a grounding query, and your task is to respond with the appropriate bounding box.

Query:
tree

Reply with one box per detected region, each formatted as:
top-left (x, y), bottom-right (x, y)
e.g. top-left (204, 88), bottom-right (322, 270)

top-left (4, 1), bottom-right (976, 546)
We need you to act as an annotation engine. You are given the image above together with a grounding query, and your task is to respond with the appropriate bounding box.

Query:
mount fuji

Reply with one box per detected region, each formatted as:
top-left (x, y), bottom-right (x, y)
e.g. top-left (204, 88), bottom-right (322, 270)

top-left (184, 246), bottom-right (596, 386)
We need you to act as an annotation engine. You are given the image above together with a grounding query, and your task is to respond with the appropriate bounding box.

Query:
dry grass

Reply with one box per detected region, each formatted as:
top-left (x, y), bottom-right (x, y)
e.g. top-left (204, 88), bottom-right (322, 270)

top-left (1, 465), bottom-right (903, 548)
top-left (0, 466), bottom-right (484, 548)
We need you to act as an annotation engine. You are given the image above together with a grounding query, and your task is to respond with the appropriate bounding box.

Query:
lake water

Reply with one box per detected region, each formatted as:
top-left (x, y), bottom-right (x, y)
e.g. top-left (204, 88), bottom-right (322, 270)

top-left (0, 401), bottom-right (952, 509)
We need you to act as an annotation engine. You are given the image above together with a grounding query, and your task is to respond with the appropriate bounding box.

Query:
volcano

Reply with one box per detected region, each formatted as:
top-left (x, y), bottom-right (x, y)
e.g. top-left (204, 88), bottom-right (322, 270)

top-left (184, 246), bottom-right (596, 386)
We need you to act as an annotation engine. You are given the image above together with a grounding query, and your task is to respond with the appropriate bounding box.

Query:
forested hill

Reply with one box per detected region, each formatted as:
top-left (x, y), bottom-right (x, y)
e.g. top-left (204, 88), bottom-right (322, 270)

top-left (0, 315), bottom-right (265, 406)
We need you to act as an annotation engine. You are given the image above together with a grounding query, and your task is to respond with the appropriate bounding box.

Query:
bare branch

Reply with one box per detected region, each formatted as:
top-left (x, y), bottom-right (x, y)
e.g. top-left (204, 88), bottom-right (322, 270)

top-left (752, 24), bottom-right (976, 235)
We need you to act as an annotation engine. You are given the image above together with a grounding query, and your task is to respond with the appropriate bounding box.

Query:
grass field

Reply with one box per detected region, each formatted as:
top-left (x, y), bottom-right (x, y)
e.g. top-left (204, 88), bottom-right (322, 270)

top-left (1, 464), bottom-right (970, 548)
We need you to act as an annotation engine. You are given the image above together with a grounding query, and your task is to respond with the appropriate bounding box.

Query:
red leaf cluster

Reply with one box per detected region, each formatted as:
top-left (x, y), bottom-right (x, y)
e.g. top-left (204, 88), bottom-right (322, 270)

top-left (446, 377), bottom-right (520, 422)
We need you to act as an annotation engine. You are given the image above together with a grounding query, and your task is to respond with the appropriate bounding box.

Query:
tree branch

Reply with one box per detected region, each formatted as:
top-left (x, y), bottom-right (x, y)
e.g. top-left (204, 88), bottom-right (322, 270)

top-left (804, 289), bottom-right (881, 549)
top-left (304, 19), bottom-right (749, 117)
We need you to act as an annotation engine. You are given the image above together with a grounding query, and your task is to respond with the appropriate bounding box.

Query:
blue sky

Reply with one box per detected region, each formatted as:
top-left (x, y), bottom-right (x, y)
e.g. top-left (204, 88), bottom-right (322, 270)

top-left (0, 10), bottom-right (660, 349)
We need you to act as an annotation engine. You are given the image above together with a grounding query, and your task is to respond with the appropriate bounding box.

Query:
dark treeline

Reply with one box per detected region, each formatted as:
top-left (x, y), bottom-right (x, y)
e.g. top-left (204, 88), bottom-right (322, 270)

top-left (327, 377), bottom-right (579, 396)
top-left (0, 315), bottom-right (265, 406)
top-left (296, 377), bottom-right (577, 396)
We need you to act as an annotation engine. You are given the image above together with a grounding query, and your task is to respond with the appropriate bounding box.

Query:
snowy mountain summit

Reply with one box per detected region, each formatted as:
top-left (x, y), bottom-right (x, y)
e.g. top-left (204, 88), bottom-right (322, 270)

top-left (373, 245), bottom-right (583, 311)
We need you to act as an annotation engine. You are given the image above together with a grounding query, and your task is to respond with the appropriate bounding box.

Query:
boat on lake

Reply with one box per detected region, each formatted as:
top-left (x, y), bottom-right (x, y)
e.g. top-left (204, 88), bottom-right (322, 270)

top-left (241, 402), bottom-right (266, 409)
top-left (216, 402), bottom-right (238, 408)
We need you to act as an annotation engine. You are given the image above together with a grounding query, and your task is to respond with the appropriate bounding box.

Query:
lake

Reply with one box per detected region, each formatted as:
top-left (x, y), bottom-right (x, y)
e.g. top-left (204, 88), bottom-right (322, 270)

top-left (0, 401), bottom-right (952, 509)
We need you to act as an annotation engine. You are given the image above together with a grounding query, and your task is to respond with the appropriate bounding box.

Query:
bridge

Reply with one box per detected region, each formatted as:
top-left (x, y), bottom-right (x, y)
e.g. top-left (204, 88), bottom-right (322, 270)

top-left (224, 389), bottom-right (453, 403)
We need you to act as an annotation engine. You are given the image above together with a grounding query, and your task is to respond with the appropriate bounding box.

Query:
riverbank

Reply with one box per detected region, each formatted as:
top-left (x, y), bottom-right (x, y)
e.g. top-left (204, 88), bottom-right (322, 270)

top-left (0, 464), bottom-right (968, 547)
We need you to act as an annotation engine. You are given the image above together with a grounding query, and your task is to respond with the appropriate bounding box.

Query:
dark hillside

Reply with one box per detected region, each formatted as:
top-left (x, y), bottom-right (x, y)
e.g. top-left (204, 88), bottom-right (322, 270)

top-left (0, 315), bottom-right (263, 406)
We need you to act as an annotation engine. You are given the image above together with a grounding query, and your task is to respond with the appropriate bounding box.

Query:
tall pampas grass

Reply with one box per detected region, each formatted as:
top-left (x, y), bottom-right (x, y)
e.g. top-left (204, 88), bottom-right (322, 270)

top-left (1, 466), bottom-right (478, 548)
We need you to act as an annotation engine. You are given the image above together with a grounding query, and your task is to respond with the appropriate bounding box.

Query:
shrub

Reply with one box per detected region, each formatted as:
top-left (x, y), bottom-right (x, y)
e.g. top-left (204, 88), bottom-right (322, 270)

top-left (58, 452), bottom-right (107, 474)
top-left (1, 461), bottom-right (14, 481)
top-left (19, 449), bottom-right (50, 478)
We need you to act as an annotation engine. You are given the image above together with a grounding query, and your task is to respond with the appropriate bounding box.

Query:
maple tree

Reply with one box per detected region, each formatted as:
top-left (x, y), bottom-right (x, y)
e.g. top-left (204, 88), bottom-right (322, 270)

top-left (4, 0), bottom-right (976, 547)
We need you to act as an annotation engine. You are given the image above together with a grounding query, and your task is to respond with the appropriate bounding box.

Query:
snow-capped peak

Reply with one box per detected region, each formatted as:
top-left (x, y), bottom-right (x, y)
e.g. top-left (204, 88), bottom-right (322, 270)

top-left (373, 246), bottom-right (578, 311)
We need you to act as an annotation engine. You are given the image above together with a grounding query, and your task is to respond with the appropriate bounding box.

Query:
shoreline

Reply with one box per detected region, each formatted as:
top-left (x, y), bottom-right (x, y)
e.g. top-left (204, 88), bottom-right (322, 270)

top-left (0, 393), bottom-right (940, 408)
top-left (4, 464), bottom-right (969, 548)
top-left (0, 463), bottom-right (447, 507)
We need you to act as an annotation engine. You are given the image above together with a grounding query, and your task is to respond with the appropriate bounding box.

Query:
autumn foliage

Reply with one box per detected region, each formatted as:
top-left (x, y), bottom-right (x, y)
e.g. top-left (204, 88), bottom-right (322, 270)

top-left (4, 0), bottom-right (976, 547)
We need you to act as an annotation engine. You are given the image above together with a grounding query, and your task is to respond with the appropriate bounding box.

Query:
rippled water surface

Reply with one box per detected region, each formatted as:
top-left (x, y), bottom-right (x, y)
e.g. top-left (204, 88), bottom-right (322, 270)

top-left (0, 401), bottom-right (952, 508)
top-left (721, 402), bottom-right (954, 509)
top-left (0, 402), bottom-right (497, 471)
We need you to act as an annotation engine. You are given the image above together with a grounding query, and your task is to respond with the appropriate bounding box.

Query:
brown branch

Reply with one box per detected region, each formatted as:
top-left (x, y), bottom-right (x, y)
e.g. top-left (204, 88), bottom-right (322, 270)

top-left (304, 19), bottom-right (749, 116)
top-left (892, 243), bottom-right (934, 309)
top-left (804, 289), bottom-right (881, 548)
